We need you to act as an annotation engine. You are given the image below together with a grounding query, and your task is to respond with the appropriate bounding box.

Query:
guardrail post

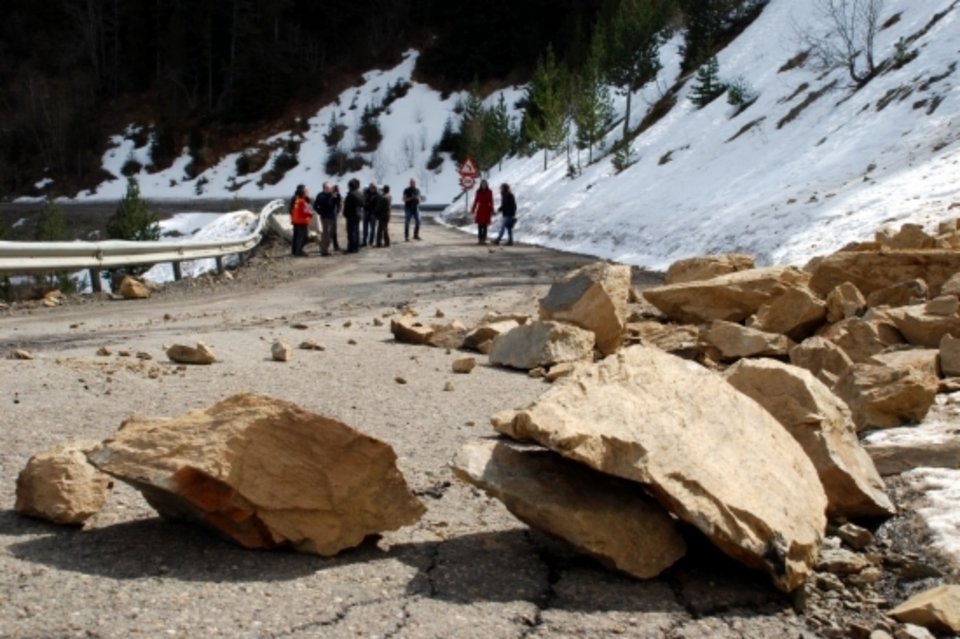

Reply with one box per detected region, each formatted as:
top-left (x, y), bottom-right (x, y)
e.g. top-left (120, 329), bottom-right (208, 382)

top-left (215, 256), bottom-right (225, 275)
top-left (89, 269), bottom-right (102, 293)
top-left (172, 262), bottom-right (183, 281)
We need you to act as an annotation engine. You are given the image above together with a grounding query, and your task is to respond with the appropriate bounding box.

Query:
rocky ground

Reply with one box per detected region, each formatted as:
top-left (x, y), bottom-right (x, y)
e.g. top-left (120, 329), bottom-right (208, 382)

top-left (0, 219), bottom-right (955, 638)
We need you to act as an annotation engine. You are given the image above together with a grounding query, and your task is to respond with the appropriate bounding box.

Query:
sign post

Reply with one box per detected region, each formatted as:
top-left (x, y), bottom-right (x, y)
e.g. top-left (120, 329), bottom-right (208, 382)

top-left (458, 156), bottom-right (480, 217)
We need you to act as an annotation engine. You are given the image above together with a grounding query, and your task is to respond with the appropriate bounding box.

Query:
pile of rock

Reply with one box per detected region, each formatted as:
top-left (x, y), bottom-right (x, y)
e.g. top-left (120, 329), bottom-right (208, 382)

top-left (15, 394), bottom-right (424, 556)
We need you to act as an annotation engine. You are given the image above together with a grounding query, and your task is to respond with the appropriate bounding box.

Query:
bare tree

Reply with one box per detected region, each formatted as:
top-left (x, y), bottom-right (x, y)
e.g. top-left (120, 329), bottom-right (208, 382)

top-left (799, 0), bottom-right (886, 85)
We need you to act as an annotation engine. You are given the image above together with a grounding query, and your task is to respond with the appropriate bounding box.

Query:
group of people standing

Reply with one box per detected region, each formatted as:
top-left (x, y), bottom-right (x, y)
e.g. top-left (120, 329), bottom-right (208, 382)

top-left (289, 177), bottom-right (517, 256)
top-left (288, 178), bottom-right (425, 256)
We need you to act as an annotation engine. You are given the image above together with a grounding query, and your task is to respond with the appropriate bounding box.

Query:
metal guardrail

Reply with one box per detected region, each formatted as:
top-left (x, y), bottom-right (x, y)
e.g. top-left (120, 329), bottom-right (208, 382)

top-left (0, 199), bottom-right (285, 288)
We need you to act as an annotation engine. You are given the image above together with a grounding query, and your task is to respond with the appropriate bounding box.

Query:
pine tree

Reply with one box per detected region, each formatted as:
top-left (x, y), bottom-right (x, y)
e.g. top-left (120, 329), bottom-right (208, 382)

top-left (604, 0), bottom-right (665, 140)
top-left (460, 84), bottom-right (487, 165)
top-left (486, 93), bottom-right (516, 171)
top-left (689, 56), bottom-right (727, 108)
top-left (107, 178), bottom-right (160, 242)
top-left (34, 198), bottom-right (69, 242)
top-left (522, 46), bottom-right (570, 171)
top-left (573, 25), bottom-right (615, 165)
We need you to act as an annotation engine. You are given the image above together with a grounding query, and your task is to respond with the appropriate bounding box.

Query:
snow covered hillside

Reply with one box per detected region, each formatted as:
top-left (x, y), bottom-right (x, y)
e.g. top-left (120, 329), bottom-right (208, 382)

top-left (449, 0), bottom-right (960, 270)
top-left (78, 0), bottom-right (958, 272)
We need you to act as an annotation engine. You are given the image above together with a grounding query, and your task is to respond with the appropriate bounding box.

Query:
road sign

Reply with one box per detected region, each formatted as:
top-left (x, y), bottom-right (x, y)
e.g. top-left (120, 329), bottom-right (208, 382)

top-left (459, 156), bottom-right (479, 178)
top-left (459, 175), bottom-right (476, 189)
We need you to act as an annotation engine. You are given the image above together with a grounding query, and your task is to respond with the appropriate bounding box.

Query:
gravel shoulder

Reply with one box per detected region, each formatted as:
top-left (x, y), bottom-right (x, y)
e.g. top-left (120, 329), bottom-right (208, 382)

top-left (0, 219), bottom-right (943, 638)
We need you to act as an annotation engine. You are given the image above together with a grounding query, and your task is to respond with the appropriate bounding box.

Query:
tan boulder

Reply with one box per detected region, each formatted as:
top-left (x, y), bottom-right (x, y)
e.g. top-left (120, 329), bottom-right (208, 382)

top-left (271, 341), bottom-right (292, 362)
top-left (452, 439), bottom-right (686, 579)
top-left (889, 585), bottom-right (960, 634)
top-left (544, 362), bottom-right (577, 382)
top-left (489, 321), bottom-right (595, 371)
top-left (452, 356), bottom-right (476, 374)
top-left (390, 316), bottom-right (434, 345)
top-left (790, 337), bottom-right (854, 386)
top-left (701, 321), bottom-right (794, 360)
top-left (538, 262), bottom-right (631, 355)
top-left (624, 321), bottom-right (701, 358)
top-left (884, 305), bottom-right (960, 348)
top-left (868, 349), bottom-right (939, 378)
top-left (724, 359), bottom-right (894, 518)
top-left (926, 295), bottom-right (959, 316)
top-left (866, 278), bottom-right (928, 309)
top-left (463, 320), bottom-right (520, 352)
top-left (940, 334), bottom-right (960, 376)
top-left (826, 282), bottom-right (866, 323)
top-left (664, 253), bottom-right (755, 285)
top-left (808, 249), bottom-right (960, 299)
top-left (882, 223), bottom-right (938, 250)
top-left (940, 272), bottom-right (960, 297)
top-left (820, 317), bottom-right (904, 363)
top-left (427, 319), bottom-right (468, 349)
top-left (87, 394), bottom-right (425, 555)
top-left (643, 266), bottom-right (810, 325)
top-left (15, 440), bottom-right (112, 525)
top-left (493, 345), bottom-right (827, 592)
top-left (749, 285), bottom-right (827, 341)
top-left (119, 276), bottom-right (151, 300)
top-left (833, 364), bottom-right (938, 431)
top-left (166, 341), bottom-right (217, 365)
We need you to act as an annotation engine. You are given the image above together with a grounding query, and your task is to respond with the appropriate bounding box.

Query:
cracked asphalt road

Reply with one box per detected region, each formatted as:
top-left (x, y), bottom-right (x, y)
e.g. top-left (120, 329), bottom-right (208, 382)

top-left (1, 219), bottom-right (817, 638)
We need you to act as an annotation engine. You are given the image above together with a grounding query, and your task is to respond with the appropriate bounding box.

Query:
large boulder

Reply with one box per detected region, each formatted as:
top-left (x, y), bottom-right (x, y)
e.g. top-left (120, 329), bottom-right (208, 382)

top-left (119, 277), bottom-right (151, 300)
top-left (452, 439), bottom-right (686, 579)
top-left (866, 278), bottom-right (928, 309)
top-left (749, 285), bottom-right (827, 341)
top-left (463, 319), bottom-right (520, 353)
top-left (808, 249), bottom-right (960, 299)
top-left (166, 342), bottom-right (217, 365)
top-left (87, 394), bottom-right (425, 555)
top-left (625, 321), bottom-right (701, 359)
top-left (492, 345), bottom-right (827, 592)
top-left (701, 320), bottom-right (794, 361)
top-left (868, 348), bottom-right (940, 378)
top-left (882, 223), bottom-right (939, 250)
top-left (790, 337), bottom-right (854, 387)
top-left (833, 364), bottom-right (939, 431)
top-left (538, 262), bottom-right (631, 355)
top-left (391, 316), bottom-right (435, 345)
top-left (825, 282), bottom-right (866, 323)
top-left (643, 266), bottom-right (810, 325)
top-left (819, 317), bottom-right (904, 363)
top-left (883, 305), bottom-right (960, 348)
top-left (940, 334), bottom-right (960, 376)
top-left (15, 440), bottom-right (112, 525)
top-left (664, 253), bottom-right (755, 285)
top-left (889, 585), bottom-right (960, 634)
top-left (724, 359), bottom-right (894, 518)
top-left (488, 321), bottom-right (595, 371)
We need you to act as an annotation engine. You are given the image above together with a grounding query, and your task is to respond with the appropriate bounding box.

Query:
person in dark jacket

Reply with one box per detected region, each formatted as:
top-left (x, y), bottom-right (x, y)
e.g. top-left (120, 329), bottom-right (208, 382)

top-left (289, 184), bottom-right (312, 256)
top-left (493, 183), bottom-right (517, 246)
top-left (374, 185), bottom-right (392, 247)
top-left (402, 178), bottom-right (422, 241)
top-left (362, 182), bottom-right (380, 247)
top-left (313, 182), bottom-right (337, 256)
top-left (343, 178), bottom-right (363, 254)
top-left (471, 179), bottom-right (494, 245)
top-left (330, 184), bottom-right (343, 251)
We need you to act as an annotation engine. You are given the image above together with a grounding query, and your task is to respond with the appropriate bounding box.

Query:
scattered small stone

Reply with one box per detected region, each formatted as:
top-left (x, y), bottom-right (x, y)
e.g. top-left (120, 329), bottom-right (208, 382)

top-left (11, 349), bottom-right (33, 360)
top-left (837, 522), bottom-right (874, 550)
top-left (435, 308), bottom-right (445, 318)
top-left (452, 357), bottom-right (476, 374)
top-left (895, 625), bottom-right (935, 639)
top-left (817, 547), bottom-right (870, 575)
top-left (136, 352), bottom-right (153, 361)
top-left (528, 367), bottom-right (545, 378)
top-left (69, 323), bottom-right (82, 329)
top-left (298, 340), bottom-right (326, 351)
top-left (166, 342), bottom-right (217, 365)
top-left (271, 341), bottom-right (293, 362)
top-left (443, 381), bottom-right (455, 392)
top-left (347, 339), bottom-right (358, 345)
top-left (545, 362), bottom-right (576, 382)
top-left (373, 318), bottom-right (384, 327)
top-left (343, 320), bottom-right (352, 328)
top-left (118, 350), bottom-right (132, 357)
top-left (163, 313), bottom-right (173, 321)
top-left (387, 273), bottom-right (393, 278)
top-left (465, 421), bottom-right (475, 427)
top-left (96, 346), bottom-right (112, 357)
top-left (291, 323), bottom-right (309, 330)
top-left (395, 376), bottom-right (407, 385)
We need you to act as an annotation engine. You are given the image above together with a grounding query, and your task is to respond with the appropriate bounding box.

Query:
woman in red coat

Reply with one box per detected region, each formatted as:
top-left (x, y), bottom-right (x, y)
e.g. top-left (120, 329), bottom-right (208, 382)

top-left (289, 184), bottom-right (312, 257)
top-left (471, 180), bottom-right (494, 245)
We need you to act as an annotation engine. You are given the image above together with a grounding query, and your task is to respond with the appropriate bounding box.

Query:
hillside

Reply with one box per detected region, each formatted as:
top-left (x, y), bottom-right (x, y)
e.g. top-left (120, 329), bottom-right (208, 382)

top-left (21, 0), bottom-right (960, 272)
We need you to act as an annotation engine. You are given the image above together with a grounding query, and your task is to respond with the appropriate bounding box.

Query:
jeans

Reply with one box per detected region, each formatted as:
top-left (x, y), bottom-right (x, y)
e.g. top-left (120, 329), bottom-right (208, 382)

top-left (362, 213), bottom-right (377, 246)
top-left (292, 223), bottom-right (308, 255)
top-left (495, 216), bottom-right (515, 244)
top-left (404, 206), bottom-right (421, 239)
top-left (346, 217), bottom-right (361, 253)
top-left (376, 215), bottom-right (390, 247)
